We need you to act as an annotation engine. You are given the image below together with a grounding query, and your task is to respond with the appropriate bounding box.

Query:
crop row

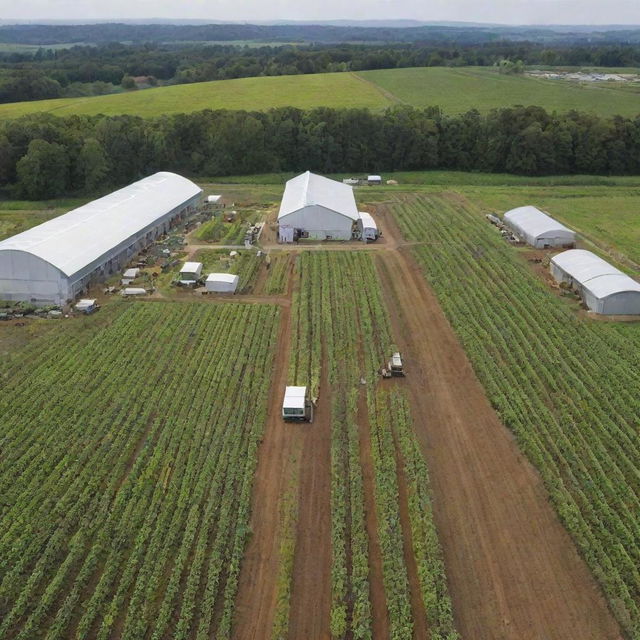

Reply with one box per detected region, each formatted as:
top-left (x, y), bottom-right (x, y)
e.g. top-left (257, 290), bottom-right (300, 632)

top-left (394, 193), bottom-right (640, 638)
top-left (0, 301), bottom-right (280, 639)
top-left (289, 251), bottom-right (457, 638)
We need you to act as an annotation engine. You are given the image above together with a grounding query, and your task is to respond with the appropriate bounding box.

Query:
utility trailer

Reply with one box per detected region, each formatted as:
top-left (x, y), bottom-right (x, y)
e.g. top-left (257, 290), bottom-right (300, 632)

top-left (282, 386), bottom-right (314, 423)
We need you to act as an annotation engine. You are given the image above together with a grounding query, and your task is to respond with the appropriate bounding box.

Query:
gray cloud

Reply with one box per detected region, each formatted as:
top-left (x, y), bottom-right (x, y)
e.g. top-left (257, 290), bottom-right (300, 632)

top-left (1, 0), bottom-right (640, 24)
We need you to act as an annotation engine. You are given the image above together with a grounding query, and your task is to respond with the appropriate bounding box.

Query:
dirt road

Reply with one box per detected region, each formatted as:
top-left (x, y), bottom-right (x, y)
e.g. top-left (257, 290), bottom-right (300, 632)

top-left (287, 357), bottom-right (332, 640)
top-left (376, 245), bottom-right (623, 640)
top-left (233, 286), bottom-right (297, 639)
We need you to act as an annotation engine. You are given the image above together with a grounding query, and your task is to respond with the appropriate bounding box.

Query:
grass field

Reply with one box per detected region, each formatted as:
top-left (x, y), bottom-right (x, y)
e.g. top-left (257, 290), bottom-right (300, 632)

top-left (2, 66), bottom-right (640, 119)
top-left (359, 67), bottom-right (640, 117)
top-left (0, 71), bottom-right (390, 119)
top-left (460, 186), bottom-right (640, 266)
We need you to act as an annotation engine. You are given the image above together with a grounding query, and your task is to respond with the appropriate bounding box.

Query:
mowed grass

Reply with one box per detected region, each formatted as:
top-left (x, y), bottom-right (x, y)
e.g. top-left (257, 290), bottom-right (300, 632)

top-left (2, 66), bottom-right (640, 119)
top-left (358, 67), bottom-right (640, 117)
top-left (0, 72), bottom-right (391, 119)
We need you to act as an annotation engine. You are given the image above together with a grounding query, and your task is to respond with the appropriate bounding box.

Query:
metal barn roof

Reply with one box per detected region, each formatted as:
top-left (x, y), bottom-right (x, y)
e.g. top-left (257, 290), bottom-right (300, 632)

top-left (180, 262), bottom-right (202, 273)
top-left (206, 273), bottom-right (239, 284)
top-left (504, 206), bottom-right (574, 239)
top-left (552, 249), bottom-right (640, 298)
top-left (278, 171), bottom-right (359, 221)
top-left (0, 172), bottom-right (202, 278)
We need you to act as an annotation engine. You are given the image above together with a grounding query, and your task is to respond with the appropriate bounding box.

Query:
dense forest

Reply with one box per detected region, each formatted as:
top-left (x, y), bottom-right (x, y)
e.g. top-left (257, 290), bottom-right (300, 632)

top-left (2, 41), bottom-right (640, 104)
top-left (1, 105), bottom-right (638, 198)
top-left (2, 22), bottom-right (640, 45)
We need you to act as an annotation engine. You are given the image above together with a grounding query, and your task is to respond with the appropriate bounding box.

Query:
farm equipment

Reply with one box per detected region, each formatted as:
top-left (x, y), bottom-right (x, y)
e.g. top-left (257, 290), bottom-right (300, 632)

top-left (282, 386), bottom-right (314, 423)
top-left (388, 352), bottom-right (405, 377)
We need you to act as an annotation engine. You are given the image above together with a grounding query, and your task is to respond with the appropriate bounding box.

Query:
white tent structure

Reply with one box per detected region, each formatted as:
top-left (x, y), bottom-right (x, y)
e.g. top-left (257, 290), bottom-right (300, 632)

top-left (504, 206), bottom-right (576, 248)
top-left (357, 211), bottom-right (379, 242)
top-left (551, 249), bottom-right (640, 315)
top-left (205, 273), bottom-right (239, 293)
top-left (0, 172), bottom-right (202, 305)
top-left (278, 171), bottom-right (359, 242)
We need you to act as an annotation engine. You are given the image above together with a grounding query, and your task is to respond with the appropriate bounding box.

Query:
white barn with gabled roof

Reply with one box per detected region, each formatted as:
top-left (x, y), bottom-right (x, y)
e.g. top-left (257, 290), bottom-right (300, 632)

top-left (551, 249), bottom-right (640, 315)
top-left (278, 171), bottom-right (359, 242)
top-left (0, 172), bottom-right (202, 305)
top-left (504, 206), bottom-right (576, 248)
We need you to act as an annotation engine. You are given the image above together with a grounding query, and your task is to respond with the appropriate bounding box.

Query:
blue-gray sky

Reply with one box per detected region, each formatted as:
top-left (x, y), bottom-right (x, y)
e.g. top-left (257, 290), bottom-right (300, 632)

top-left (2, 0), bottom-right (640, 25)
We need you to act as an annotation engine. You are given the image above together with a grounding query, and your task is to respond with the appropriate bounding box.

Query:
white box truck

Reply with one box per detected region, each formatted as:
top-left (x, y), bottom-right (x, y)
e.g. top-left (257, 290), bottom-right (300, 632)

top-left (282, 386), bottom-right (313, 422)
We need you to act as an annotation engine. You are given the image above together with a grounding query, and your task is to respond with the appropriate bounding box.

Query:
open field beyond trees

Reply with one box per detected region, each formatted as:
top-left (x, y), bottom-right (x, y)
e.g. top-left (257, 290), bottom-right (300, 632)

top-left (1, 66), bottom-right (640, 119)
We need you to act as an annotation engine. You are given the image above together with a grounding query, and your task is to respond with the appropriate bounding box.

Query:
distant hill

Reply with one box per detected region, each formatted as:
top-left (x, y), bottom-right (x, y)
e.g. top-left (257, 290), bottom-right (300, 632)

top-left (1, 22), bottom-right (640, 45)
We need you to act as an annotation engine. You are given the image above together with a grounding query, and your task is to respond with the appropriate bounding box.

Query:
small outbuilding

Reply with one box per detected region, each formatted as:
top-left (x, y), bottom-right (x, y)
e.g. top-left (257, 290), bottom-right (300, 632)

top-left (278, 171), bottom-right (359, 242)
top-left (207, 195), bottom-right (222, 206)
top-left (357, 211), bottom-right (379, 242)
top-left (206, 273), bottom-right (239, 293)
top-left (367, 175), bottom-right (382, 185)
top-left (504, 206), bottom-right (576, 248)
top-left (551, 249), bottom-right (640, 315)
top-left (179, 262), bottom-right (203, 283)
top-left (121, 287), bottom-right (147, 296)
top-left (75, 298), bottom-right (97, 314)
top-left (123, 268), bottom-right (140, 280)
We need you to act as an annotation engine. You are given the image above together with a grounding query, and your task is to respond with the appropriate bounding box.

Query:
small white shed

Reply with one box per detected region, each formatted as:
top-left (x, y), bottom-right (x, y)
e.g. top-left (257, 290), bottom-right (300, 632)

top-left (123, 268), bottom-right (140, 279)
top-left (121, 287), bottom-right (147, 296)
top-left (179, 261), bottom-right (203, 282)
top-left (206, 273), bottom-right (239, 293)
top-left (75, 298), bottom-right (97, 313)
top-left (357, 211), bottom-right (379, 242)
top-left (367, 175), bottom-right (382, 185)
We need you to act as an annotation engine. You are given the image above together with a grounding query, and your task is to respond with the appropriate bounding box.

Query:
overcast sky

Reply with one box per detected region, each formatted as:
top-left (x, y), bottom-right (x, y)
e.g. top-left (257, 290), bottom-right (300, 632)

top-left (2, 0), bottom-right (640, 25)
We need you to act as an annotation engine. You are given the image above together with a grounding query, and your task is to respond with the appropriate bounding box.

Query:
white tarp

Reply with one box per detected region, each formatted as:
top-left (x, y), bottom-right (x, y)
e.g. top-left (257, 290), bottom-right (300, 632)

top-left (121, 287), bottom-right (147, 296)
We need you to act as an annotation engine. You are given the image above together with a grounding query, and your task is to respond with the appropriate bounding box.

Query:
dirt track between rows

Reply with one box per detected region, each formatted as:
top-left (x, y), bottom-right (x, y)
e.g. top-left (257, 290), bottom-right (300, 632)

top-left (233, 201), bottom-right (622, 640)
top-left (375, 235), bottom-right (622, 639)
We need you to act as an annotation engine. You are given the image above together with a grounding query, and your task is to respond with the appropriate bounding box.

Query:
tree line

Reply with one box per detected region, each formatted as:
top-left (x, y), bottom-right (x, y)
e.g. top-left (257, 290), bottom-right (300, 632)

top-left (2, 41), bottom-right (640, 104)
top-left (1, 105), bottom-right (639, 199)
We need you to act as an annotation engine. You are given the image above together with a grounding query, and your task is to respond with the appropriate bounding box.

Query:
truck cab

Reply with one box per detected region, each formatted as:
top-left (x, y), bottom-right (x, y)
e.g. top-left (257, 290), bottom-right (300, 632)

top-left (282, 386), bottom-right (313, 422)
top-left (388, 352), bottom-right (405, 377)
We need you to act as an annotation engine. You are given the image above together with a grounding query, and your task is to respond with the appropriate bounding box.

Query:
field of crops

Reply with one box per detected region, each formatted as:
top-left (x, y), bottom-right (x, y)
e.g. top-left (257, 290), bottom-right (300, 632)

top-left (285, 252), bottom-right (458, 639)
top-left (3, 66), bottom-right (640, 119)
top-left (0, 300), bottom-right (280, 639)
top-left (359, 67), bottom-right (640, 117)
top-left (393, 193), bottom-right (640, 637)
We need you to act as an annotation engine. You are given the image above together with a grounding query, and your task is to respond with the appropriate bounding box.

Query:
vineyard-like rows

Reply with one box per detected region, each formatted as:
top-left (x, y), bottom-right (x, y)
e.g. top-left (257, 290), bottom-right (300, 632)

top-left (394, 193), bottom-right (640, 638)
top-left (0, 301), bottom-right (280, 640)
top-left (288, 252), bottom-right (458, 639)
top-left (264, 254), bottom-right (290, 296)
